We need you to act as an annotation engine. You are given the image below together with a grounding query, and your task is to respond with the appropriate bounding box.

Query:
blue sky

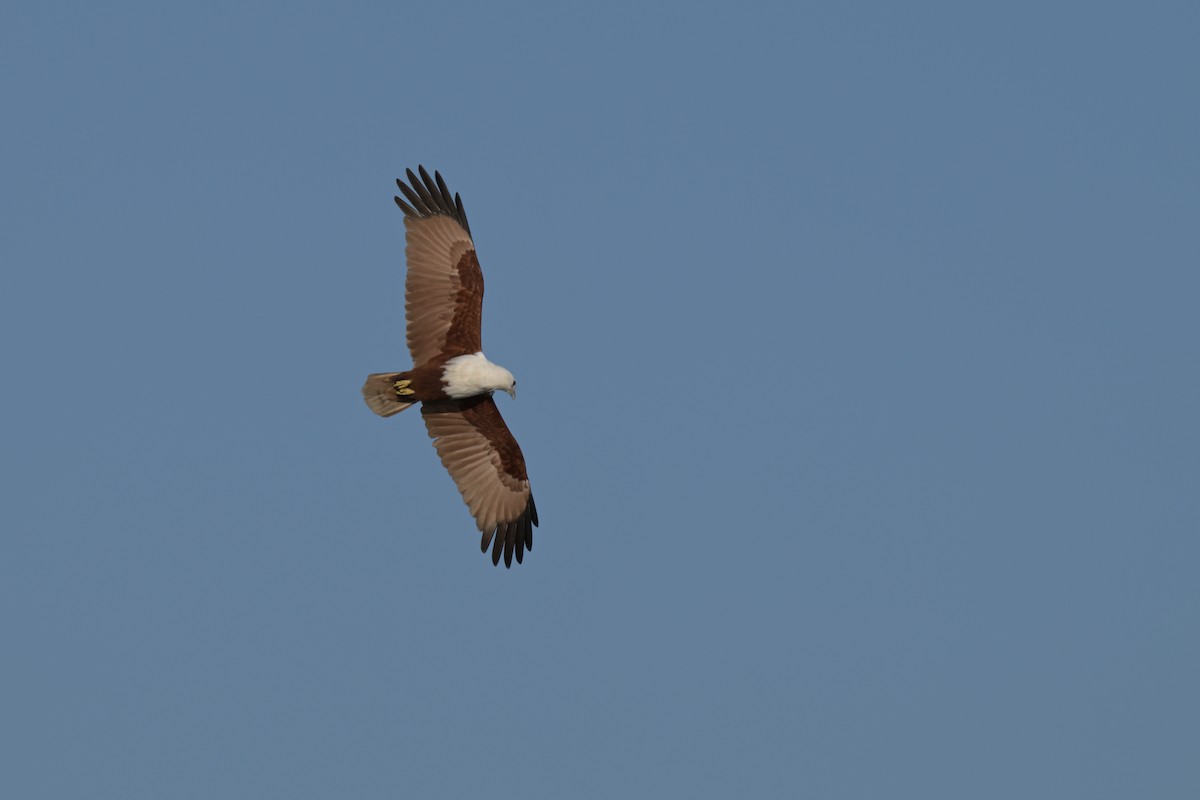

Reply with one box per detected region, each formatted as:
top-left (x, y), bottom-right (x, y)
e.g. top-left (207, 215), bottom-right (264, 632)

top-left (2, 2), bottom-right (1197, 797)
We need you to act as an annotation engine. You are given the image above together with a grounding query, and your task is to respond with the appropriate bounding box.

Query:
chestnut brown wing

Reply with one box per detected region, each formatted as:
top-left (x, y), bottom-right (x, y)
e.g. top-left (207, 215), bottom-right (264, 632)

top-left (421, 396), bottom-right (538, 567)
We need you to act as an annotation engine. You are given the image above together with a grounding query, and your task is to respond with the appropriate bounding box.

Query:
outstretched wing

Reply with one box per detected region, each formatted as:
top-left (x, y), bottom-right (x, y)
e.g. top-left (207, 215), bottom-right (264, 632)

top-left (421, 396), bottom-right (539, 568)
top-left (394, 166), bottom-right (483, 366)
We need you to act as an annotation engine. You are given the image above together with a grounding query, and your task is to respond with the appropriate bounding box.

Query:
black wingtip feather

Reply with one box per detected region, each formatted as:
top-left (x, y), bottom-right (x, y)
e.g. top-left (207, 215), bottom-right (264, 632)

top-left (454, 193), bottom-right (471, 234)
top-left (491, 529), bottom-right (503, 566)
top-left (396, 179), bottom-right (430, 215)
top-left (503, 526), bottom-right (515, 568)
top-left (481, 498), bottom-right (539, 568)
top-left (409, 167), bottom-right (437, 210)
top-left (434, 170), bottom-right (453, 205)
top-left (417, 165), bottom-right (436, 197)
top-left (392, 166), bottom-right (471, 235)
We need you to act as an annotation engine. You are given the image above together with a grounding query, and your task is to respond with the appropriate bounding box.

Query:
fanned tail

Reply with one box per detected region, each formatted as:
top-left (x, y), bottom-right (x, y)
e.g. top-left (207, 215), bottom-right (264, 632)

top-left (362, 372), bottom-right (415, 417)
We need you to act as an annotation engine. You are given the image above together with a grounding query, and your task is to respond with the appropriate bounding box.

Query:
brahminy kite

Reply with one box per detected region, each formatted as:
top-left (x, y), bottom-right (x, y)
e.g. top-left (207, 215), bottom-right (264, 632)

top-left (362, 167), bottom-right (538, 568)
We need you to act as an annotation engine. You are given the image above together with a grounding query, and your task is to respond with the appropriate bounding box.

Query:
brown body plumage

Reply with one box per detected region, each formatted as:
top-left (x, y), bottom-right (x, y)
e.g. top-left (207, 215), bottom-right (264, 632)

top-left (362, 167), bottom-right (538, 567)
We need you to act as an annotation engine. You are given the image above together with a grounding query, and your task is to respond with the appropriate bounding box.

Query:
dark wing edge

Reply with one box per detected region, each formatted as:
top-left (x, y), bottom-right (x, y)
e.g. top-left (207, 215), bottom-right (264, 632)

top-left (394, 165), bottom-right (472, 236)
top-left (482, 493), bottom-right (539, 568)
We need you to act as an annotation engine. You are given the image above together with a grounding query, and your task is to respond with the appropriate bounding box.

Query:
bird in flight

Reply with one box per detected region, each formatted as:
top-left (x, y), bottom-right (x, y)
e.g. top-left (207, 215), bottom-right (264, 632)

top-left (362, 167), bottom-right (538, 567)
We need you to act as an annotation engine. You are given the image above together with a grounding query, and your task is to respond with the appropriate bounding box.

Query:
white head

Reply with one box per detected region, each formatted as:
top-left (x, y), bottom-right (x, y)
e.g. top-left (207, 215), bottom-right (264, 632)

top-left (442, 352), bottom-right (518, 399)
top-left (494, 366), bottom-right (517, 399)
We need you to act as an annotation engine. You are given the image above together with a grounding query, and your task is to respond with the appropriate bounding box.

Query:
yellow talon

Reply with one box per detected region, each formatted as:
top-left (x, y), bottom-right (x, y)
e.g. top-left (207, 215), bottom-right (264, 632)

top-left (396, 387), bottom-right (414, 396)
top-left (393, 379), bottom-right (411, 389)
top-left (393, 379), bottom-right (414, 396)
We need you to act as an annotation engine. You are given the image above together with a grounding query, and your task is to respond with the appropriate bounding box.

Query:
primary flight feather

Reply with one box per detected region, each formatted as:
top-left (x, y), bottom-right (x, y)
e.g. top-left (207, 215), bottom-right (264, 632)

top-left (362, 167), bottom-right (538, 568)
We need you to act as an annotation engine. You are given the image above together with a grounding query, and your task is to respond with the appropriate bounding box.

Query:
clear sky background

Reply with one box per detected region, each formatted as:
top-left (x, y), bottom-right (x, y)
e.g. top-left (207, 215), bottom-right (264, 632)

top-left (3, 2), bottom-right (1197, 797)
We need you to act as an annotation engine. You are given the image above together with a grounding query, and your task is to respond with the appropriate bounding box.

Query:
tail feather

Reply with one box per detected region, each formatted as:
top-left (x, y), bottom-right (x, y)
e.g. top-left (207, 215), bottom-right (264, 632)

top-left (362, 372), bottom-right (415, 417)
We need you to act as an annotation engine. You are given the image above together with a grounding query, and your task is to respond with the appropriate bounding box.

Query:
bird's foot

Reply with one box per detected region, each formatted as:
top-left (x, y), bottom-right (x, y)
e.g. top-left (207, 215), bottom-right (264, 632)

top-left (393, 379), bottom-right (414, 396)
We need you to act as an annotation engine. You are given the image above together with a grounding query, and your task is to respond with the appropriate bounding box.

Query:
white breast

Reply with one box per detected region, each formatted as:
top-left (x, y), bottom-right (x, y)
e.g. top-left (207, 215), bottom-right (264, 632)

top-left (442, 352), bottom-right (513, 399)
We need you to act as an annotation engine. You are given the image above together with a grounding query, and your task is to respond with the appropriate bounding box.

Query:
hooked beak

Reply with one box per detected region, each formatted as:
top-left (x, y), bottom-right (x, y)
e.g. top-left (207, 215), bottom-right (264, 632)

top-left (506, 386), bottom-right (517, 399)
